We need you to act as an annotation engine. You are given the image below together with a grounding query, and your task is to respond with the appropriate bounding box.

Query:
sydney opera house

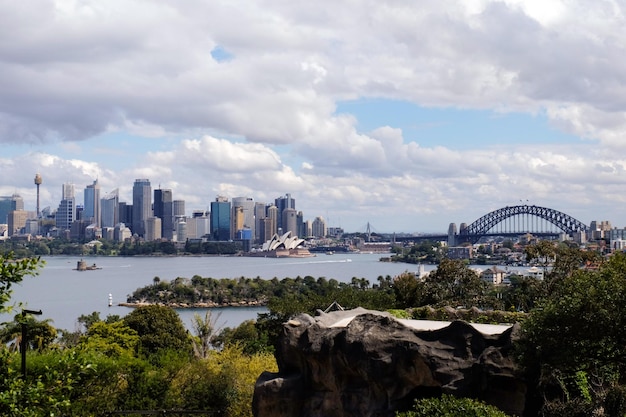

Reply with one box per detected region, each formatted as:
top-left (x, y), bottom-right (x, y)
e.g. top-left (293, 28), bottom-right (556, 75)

top-left (258, 231), bottom-right (313, 258)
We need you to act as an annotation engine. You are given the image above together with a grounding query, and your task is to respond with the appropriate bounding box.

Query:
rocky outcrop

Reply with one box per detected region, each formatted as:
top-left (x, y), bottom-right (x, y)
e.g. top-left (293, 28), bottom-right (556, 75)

top-left (253, 308), bottom-right (526, 417)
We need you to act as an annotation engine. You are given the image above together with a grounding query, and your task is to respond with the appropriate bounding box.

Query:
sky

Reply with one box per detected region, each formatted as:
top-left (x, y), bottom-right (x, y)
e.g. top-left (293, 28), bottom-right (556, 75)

top-left (2, 0), bottom-right (626, 234)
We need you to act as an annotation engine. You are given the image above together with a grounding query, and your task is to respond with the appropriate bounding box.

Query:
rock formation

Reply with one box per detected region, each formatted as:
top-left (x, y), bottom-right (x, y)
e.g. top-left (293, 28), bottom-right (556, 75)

top-left (253, 308), bottom-right (526, 417)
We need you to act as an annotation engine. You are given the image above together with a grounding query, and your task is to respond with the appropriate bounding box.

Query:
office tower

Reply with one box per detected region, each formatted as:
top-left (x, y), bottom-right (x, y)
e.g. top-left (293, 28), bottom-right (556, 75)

top-left (154, 189), bottom-right (173, 240)
top-left (254, 202), bottom-right (266, 244)
top-left (101, 189), bottom-right (119, 228)
top-left (8, 210), bottom-right (28, 236)
top-left (266, 205), bottom-right (278, 235)
top-left (297, 211), bottom-right (305, 237)
top-left (83, 179), bottom-right (101, 227)
top-left (176, 219), bottom-right (187, 242)
top-left (312, 216), bottom-right (327, 238)
top-left (132, 179), bottom-right (152, 237)
top-left (56, 183), bottom-right (75, 231)
top-left (118, 201), bottom-right (132, 226)
top-left (145, 217), bottom-right (162, 241)
top-left (232, 197), bottom-right (255, 240)
top-left (232, 205), bottom-right (244, 239)
top-left (282, 208), bottom-right (297, 236)
top-left (34, 173), bottom-right (42, 218)
top-left (173, 200), bottom-right (185, 222)
top-left (210, 196), bottom-right (231, 241)
top-left (275, 193), bottom-right (295, 233)
top-left (0, 194), bottom-right (24, 224)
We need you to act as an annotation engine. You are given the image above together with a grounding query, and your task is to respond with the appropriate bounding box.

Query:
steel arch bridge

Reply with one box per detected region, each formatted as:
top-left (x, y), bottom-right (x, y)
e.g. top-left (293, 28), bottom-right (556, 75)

top-left (458, 205), bottom-right (588, 244)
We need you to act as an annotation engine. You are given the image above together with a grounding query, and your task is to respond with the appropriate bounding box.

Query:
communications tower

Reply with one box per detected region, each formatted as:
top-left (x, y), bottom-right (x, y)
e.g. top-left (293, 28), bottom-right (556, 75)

top-left (34, 173), bottom-right (42, 218)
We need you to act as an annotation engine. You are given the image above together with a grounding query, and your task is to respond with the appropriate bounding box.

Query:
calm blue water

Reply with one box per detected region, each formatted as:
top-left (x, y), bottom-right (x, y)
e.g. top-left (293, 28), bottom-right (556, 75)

top-left (3, 253), bottom-right (426, 331)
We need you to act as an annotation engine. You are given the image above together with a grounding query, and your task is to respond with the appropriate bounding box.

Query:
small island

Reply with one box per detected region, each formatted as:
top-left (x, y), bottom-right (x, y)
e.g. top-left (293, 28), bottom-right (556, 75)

top-left (74, 259), bottom-right (102, 271)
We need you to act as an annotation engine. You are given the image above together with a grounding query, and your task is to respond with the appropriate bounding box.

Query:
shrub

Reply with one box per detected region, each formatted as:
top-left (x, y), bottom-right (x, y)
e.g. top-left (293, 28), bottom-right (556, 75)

top-left (396, 394), bottom-right (508, 417)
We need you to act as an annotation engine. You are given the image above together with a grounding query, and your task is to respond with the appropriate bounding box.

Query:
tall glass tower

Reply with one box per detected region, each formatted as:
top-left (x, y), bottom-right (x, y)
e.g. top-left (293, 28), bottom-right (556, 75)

top-left (154, 189), bottom-right (173, 240)
top-left (83, 179), bottom-right (101, 227)
top-left (132, 179), bottom-right (152, 237)
top-left (210, 196), bottom-right (231, 241)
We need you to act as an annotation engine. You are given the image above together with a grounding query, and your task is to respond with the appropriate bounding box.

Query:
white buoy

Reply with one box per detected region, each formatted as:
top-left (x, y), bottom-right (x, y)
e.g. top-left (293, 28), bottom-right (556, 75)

top-left (108, 293), bottom-right (113, 307)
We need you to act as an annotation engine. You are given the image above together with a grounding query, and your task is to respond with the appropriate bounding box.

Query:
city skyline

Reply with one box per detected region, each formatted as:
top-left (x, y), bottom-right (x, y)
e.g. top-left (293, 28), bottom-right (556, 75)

top-left (2, 2), bottom-right (626, 233)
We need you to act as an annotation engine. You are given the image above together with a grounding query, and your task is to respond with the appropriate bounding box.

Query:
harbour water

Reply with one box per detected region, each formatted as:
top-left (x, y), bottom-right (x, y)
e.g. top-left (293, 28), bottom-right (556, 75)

top-left (3, 253), bottom-right (426, 331)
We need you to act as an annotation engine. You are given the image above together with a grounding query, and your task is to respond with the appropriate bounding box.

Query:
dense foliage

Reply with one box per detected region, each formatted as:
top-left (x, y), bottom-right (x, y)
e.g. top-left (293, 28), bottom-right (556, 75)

top-left (0, 238), bottom-right (242, 257)
top-left (396, 395), bottom-right (508, 417)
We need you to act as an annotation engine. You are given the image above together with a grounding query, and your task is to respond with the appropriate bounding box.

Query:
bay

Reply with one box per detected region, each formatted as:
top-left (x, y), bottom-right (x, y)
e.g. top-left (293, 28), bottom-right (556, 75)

top-left (3, 253), bottom-right (425, 331)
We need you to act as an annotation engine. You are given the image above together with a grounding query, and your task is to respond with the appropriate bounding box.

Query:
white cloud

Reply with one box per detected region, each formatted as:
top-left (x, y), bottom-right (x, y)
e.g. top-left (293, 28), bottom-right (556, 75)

top-left (4, 0), bottom-right (626, 231)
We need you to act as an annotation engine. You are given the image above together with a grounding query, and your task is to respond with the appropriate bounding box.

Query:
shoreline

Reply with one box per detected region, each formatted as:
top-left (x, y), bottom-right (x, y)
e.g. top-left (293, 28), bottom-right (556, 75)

top-left (118, 300), bottom-right (268, 309)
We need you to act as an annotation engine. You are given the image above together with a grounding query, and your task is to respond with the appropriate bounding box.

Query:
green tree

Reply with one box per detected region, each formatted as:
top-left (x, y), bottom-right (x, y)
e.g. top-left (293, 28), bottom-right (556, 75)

top-left (518, 251), bottom-right (626, 412)
top-left (0, 253), bottom-right (43, 313)
top-left (78, 320), bottom-right (140, 357)
top-left (123, 305), bottom-right (192, 356)
top-left (423, 258), bottom-right (485, 307)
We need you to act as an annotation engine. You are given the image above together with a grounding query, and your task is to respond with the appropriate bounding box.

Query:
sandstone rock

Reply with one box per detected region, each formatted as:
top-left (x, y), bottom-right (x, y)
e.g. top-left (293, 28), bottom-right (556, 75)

top-left (253, 308), bottom-right (526, 417)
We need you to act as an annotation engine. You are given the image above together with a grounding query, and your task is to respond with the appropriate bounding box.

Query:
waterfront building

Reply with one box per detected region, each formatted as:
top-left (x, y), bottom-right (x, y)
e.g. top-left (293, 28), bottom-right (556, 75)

top-left (55, 183), bottom-right (76, 232)
top-left (480, 266), bottom-right (506, 285)
top-left (210, 196), bottom-right (231, 241)
top-left (312, 216), bottom-right (327, 238)
top-left (132, 179), bottom-right (152, 237)
top-left (101, 189), bottom-right (119, 228)
top-left (186, 215), bottom-right (209, 239)
top-left (114, 223), bottom-right (132, 242)
top-left (154, 189), bottom-right (174, 240)
top-left (83, 179), bottom-right (101, 227)
top-left (145, 217), bottom-right (162, 241)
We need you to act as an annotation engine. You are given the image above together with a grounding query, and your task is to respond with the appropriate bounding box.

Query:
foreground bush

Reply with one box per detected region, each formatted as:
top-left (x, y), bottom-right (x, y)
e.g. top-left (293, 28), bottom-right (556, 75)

top-left (167, 345), bottom-right (277, 417)
top-left (396, 395), bottom-right (508, 417)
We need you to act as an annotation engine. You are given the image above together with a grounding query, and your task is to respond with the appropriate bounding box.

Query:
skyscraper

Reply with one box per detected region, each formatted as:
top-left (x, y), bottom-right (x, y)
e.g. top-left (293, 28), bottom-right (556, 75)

top-left (154, 189), bottom-right (173, 240)
top-left (83, 179), bottom-right (101, 227)
top-left (56, 183), bottom-right (75, 231)
top-left (210, 196), bottom-right (231, 241)
top-left (0, 194), bottom-right (24, 224)
top-left (275, 193), bottom-right (295, 234)
top-left (101, 189), bottom-right (119, 228)
top-left (232, 197), bottom-right (255, 240)
top-left (132, 179), bottom-right (152, 237)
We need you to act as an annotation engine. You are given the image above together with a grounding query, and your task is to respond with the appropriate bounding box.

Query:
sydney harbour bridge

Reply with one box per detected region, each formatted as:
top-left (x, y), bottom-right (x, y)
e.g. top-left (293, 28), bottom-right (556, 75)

top-left (392, 204), bottom-right (589, 245)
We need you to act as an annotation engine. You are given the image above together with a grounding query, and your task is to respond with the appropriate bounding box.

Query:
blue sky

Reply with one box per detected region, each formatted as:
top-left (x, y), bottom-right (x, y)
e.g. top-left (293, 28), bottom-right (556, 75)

top-left (2, 0), bottom-right (626, 233)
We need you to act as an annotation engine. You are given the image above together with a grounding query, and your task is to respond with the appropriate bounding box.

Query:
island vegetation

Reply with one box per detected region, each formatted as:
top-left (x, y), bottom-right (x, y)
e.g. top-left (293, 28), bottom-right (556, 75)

top-left (2, 242), bottom-right (626, 416)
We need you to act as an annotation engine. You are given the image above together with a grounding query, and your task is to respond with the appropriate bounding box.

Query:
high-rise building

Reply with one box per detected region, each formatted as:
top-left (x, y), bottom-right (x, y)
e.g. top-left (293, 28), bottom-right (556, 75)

top-left (254, 202), bottom-right (266, 244)
top-left (210, 196), bottom-right (231, 241)
top-left (101, 189), bottom-right (119, 228)
top-left (154, 189), bottom-right (173, 240)
top-left (56, 183), bottom-right (75, 231)
top-left (173, 200), bottom-right (185, 223)
top-left (232, 197), bottom-right (255, 240)
top-left (118, 201), bottom-right (132, 226)
top-left (282, 208), bottom-right (297, 236)
top-left (275, 193), bottom-right (295, 233)
top-left (266, 205), bottom-right (278, 235)
top-left (132, 179), bottom-right (152, 237)
top-left (312, 216), bottom-right (327, 238)
top-left (8, 210), bottom-right (28, 236)
top-left (83, 179), bottom-right (101, 227)
top-left (0, 194), bottom-right (24, 224)
top-left (145, 217), bottom-right (162, 241)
